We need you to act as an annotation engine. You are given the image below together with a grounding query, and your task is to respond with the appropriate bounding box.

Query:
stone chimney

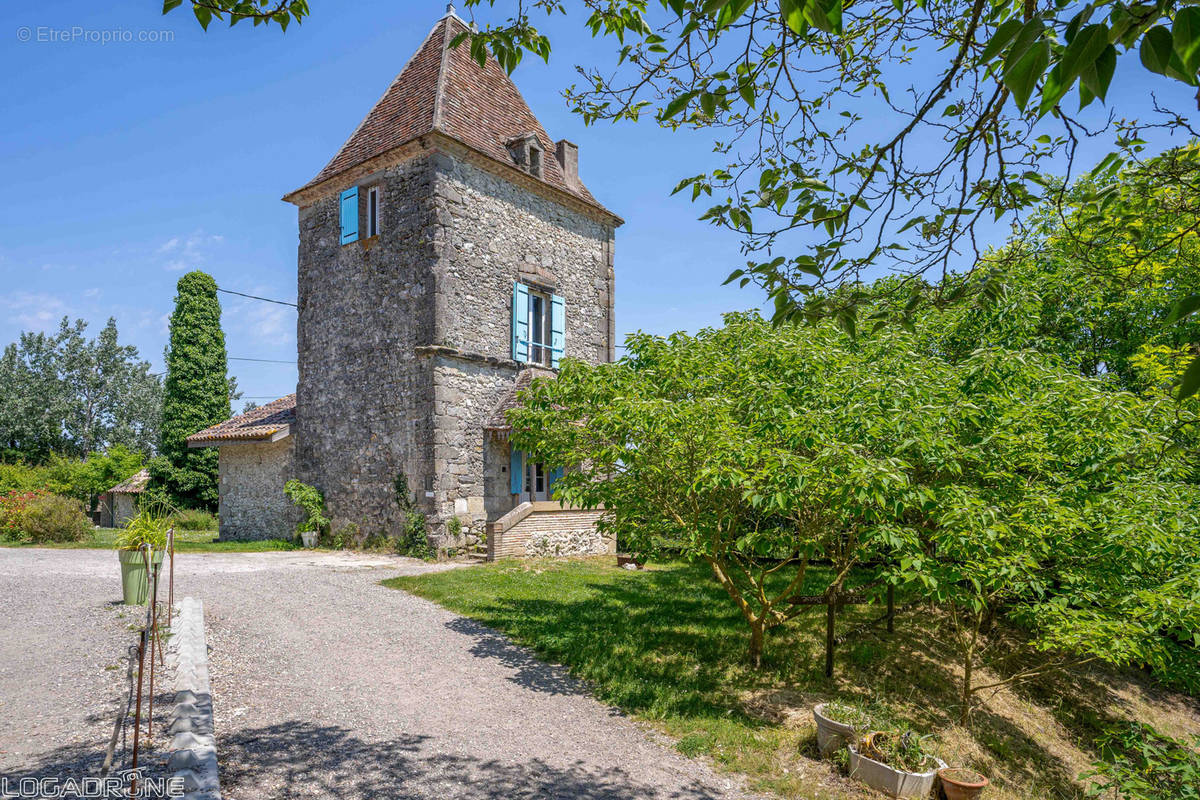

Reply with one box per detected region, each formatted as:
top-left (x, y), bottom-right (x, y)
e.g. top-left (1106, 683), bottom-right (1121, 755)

top-left (555, 140), bottom-right (579, 190)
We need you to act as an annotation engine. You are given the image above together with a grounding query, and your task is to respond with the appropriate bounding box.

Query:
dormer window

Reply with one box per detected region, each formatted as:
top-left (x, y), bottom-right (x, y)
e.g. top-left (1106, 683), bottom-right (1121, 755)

top-left (506, 133), bottom-right (544, 179)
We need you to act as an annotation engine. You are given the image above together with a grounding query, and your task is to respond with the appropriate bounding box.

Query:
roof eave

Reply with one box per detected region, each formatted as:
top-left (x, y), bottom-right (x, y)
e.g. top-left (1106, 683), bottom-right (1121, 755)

top-left (282, 132), bottom-right (624, 227)
top-left (187, 425), bottom-right (292, 448)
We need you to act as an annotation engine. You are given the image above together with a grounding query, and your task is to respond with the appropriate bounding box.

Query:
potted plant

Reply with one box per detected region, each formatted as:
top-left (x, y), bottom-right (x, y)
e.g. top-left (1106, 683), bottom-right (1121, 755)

top-left (115, 510), bottom-right (169, 605)
top-left (847, 728), bottom-right (946, 798)
top-left (813, 701), bottom-right (873, 757)
top-left (938, 767), bottom-right (989, 799)
top-left (284, 479), bottom-right (328, 548)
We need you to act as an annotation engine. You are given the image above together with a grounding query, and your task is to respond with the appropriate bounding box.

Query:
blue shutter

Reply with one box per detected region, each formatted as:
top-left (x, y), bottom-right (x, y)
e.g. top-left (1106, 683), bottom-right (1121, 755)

top-left (548, 466), bottom-right (564, 498)
top-left (512, 282), bottom-right (530, 362)
top-left (550, 293), bottom-right (565, 368)
top-left (339, 187), bottom-right (358, 244)
top-left (510, 447), bottom-right (523, 495)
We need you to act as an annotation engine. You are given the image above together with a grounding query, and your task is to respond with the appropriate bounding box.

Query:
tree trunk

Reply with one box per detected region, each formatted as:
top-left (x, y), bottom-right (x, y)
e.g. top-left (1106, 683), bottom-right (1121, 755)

top-left (748, 617), bottom-right (766, 669)
top-left (960, 652), bottom-right (973, 726)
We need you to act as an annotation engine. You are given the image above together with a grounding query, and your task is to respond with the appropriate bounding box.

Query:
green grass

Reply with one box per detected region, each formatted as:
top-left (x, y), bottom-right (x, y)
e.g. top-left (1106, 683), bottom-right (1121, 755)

top-left (0, 527), bottom-right (297, 552)
top-left (384, 557), bottom-right (1200, 800)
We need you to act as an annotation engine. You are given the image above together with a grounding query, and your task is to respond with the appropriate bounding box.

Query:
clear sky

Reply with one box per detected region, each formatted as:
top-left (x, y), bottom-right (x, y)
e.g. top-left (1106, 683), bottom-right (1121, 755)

top-left (1, 1), bottom-right (1194, 404)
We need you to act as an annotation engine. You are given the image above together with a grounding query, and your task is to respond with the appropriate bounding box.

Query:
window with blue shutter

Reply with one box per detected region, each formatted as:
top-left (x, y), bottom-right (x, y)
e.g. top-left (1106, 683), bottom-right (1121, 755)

top-left (549, 293), bottom-right (565, 368)
top-left (512, 282), bottom-right (530, 362)
top-left (339, 187), bottom-right (358, 244)
top-left (548, 466), bottom-right (564, 498)
top-left (509, 447), bottom-right (524, 495)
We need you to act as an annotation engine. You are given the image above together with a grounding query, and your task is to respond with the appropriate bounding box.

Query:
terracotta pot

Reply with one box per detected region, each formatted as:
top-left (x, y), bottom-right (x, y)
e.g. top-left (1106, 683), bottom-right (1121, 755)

top-left (938, 767), bottom-right (989, 800)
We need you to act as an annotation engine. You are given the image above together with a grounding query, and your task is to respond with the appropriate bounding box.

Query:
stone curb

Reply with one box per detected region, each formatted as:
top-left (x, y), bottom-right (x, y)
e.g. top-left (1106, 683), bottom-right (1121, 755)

top-left (167, 597), bottom-right (221, 799)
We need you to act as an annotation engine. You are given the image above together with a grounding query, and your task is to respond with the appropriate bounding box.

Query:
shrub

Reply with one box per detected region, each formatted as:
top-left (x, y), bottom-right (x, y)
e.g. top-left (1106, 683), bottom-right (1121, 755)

top-left (171, 508), bottom-right (217, 531)
top-left (283, 479), bottom-right (329, 539)
top-left (114, 508), bottom-right (170, 551)
top-left (446, 516), bottom-right (463, 538)
top-left (393, 473), bottom-right (434, 559)
top-left (1085, 723), bottom-right (1200, 800)
top-left (18, 494), bottom-right (91, 543)
top-left (0, 490), bottom-right (45, 540)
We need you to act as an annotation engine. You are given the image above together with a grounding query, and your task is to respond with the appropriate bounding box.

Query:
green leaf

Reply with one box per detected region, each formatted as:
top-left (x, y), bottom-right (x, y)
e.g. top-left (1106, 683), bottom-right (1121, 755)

top-left (1165, 294), bottom-right (1200, 325)
top-left (779, 0), bottom-right (808, 35)
top-left (1003, 30), bottom-right (1050, 111)
top-left (1174, 6), bottom-right (1200, 76)
top-left (162, 0), bottom-right (184, 14)
top-left (1080, 44), bottom-right (1117, 103)
top-left (1140, 26), bottom-right (1174, 76)
top-left (1057, 24), bottom-right (1111, 87)
top-left (1178, 354), bottom-right (1200, 399)
top-left (194, 4), bottom-right (213, 29)
top-left (661, 91), bottom-right (695, 121)
top-left (980, 18), bottom-right (1024, 65)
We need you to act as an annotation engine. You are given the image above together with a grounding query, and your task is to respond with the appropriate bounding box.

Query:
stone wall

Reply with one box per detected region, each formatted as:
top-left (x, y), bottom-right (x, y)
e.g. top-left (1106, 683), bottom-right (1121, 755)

top-left (488, 505), bottom-right (612, 560)
top-left (217, 438), bottom-right (300, 541)
top-left (295, 154), bottom-right (440, 540)
top-left (432, 153), bottom-right (615, 365)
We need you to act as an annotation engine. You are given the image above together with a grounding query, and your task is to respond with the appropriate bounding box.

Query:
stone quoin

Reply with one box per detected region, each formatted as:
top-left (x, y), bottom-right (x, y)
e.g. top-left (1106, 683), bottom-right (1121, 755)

top-left (188, 7), bottom-right (619, 556)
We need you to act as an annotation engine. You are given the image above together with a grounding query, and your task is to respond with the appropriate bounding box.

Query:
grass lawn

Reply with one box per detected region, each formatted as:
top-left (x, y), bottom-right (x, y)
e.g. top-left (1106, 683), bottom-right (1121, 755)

top-left (385, 557), bottom-right (1200, 800)
top-left (0, 528), bottom-right (297, 552)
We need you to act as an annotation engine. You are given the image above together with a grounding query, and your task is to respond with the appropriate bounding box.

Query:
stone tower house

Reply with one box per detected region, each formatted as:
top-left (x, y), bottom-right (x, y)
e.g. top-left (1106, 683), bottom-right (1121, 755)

top-left (280, 8), bottom-right (621, 552)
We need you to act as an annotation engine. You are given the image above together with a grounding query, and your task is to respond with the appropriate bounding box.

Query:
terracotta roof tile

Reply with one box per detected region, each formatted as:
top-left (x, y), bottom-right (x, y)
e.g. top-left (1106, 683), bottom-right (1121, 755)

top-left (293, 12), bottom-right (610, 214)
top-left (187, 394), bottom-right (296, 445)
top-left (484, 367), bottom-right (555, 430)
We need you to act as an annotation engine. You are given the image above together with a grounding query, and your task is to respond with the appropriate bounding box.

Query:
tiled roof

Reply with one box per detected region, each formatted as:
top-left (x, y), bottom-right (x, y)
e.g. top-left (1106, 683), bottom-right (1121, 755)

top-left (484, 367), bottom-right (555, 430)
top-left (107, 469), bottom-right (150, 495)
top-left (290, 11), bottom-right (610, 214)
top-left (186, 394), bottom-right (296, 446)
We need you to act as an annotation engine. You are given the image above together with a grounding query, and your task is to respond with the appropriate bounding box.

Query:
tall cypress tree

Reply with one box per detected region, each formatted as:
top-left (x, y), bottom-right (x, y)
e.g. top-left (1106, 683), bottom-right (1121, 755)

top-left (150, 271), bottom-right (231, 509)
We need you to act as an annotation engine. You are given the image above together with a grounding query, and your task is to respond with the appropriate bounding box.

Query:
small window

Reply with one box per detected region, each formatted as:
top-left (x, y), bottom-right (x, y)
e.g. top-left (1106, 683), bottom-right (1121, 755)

top-left (366, 186), bottom-right (380, 237)
top-left (528, 145), bottom-right (542, 179)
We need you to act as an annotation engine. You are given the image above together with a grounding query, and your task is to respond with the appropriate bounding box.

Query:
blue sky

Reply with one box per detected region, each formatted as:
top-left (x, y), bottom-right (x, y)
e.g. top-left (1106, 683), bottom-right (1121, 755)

top-left (0, 1), bottom-right (1194, 403)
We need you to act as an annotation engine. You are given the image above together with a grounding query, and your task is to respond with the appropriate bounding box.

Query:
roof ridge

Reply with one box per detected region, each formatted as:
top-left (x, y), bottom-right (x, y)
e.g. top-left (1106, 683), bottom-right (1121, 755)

top-left (306, 17), bottom-right (449, 186)
top-left (431, 11), bottom-right (457, 132)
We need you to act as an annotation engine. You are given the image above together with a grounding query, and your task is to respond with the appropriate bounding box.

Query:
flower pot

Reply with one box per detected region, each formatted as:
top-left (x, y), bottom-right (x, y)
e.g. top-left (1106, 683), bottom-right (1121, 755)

top-left (847, 744), bottom-right (945, 798)
top-left (300, 530), bottom-right (318, 548)
top-left (938, 767), bottom-right (989, 800)
top-left (813, 703), bottom-right (860, 757)
top-left (118, 549), bottom-right (164, 606)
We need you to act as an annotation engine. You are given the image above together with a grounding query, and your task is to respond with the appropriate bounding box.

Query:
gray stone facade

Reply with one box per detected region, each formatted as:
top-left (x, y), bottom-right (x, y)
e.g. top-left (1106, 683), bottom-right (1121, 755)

top-left (293, 144), bottom-right (616, 551)
top-left (217, 438), bottom-right (300, 541)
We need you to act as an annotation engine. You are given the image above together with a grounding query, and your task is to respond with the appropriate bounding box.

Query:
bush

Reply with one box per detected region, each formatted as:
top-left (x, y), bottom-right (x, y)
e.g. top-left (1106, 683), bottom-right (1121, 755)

top-left (1085, 723), bottom-right (1200, 800)
top-left (283, 479), bottom-right (329, 539)
top-left (0, 490), bottom-right (45, 540)
top-left (393, 473), bottom-right (434, 559)
top-left (17, 494), bottom-right (91, 543)
top-left (171, 508), bottom-right (217, 531)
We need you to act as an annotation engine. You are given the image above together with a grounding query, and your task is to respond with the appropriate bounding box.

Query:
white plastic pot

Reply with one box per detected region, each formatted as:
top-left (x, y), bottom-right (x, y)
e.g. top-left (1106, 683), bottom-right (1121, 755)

top-left (300, 530), bottom-right (318, 548)
top-left (847, 744), bottom-right (946, 798)
top-left (813, 703), bottom-right (859, 757)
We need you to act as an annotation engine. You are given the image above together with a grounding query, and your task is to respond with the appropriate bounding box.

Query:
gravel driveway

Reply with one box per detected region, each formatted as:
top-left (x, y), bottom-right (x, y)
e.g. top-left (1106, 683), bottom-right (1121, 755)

top-left (0, 549), bottom-right (756, 799)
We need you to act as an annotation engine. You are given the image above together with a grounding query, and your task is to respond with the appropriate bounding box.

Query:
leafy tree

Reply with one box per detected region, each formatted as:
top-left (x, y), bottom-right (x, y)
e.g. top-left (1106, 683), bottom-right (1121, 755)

top-left (510, 315), bottom-right (1200, 708)
top-left (0, 318), bottom-right (160, 460)
top-left (150, 271), bottom-right (232, 510)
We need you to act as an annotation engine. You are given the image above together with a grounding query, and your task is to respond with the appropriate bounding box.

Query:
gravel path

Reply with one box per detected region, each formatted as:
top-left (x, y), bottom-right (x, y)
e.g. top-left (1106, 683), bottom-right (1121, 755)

top-left (0, 549), bottom-right (757, 800)
top-left (0, 549), bottom-right (156, 787)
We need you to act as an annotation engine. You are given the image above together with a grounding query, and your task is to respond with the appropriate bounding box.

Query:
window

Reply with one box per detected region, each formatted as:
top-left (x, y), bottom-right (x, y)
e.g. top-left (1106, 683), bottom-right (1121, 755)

top-left (528, 144), bottom-right (543, 179)
top-left (512, 282), bottom-right (565, 367)
top-left (366, 186), bottom-right (380, 237)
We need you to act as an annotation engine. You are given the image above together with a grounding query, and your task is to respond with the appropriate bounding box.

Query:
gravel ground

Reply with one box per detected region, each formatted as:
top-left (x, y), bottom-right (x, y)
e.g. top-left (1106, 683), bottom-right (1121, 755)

top-left (0, 549), bottom-right (759, 800)
top-left (0, 548), bottom-right (170, 792)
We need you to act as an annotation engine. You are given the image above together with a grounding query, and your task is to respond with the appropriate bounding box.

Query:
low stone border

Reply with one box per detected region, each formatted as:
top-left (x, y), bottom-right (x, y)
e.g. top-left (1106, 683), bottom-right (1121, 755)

top-left (165, 597), bottom-right (221, 799)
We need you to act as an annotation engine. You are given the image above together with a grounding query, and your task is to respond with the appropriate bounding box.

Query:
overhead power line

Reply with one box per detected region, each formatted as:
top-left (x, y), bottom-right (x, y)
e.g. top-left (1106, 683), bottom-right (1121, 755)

top-left (229, 357), bottom-right (296, 364)
top-left (217, 287), bottom-right (297, 308)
